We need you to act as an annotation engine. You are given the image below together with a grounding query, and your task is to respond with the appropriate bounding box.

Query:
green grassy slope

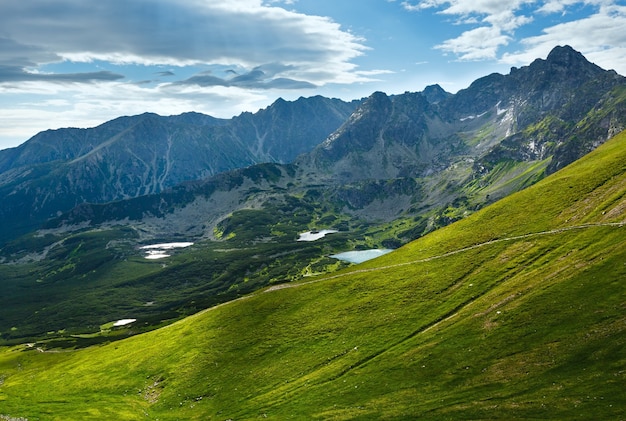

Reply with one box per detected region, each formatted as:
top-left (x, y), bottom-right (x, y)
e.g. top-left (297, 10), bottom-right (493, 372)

top-left (0, 131), bottom-right (625, 419)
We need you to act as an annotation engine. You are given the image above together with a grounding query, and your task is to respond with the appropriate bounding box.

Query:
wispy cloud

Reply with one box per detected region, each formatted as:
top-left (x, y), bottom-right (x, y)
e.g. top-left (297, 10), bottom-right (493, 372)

top-left (401, 0), bottom-right (534, 60)
top-left (501, 3), bottom-right (626, 75)
top-left (435, 26), bottom-right (512, 60)
top-left (0, 64), bottom-right (124, 84)
top-left (400, 0), bottom-right (625, 67)
top-left (537, 0), bottom-right (611, 15)
top-left (0, 37), bottom-right (125, 83)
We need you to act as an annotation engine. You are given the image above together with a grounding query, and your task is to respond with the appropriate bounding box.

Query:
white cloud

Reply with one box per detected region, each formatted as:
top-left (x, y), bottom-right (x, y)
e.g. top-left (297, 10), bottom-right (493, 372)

top-left (400, 1), bottom-right (423, 12)
top-left (435, 26), bottom-right (511, 60)
top-left (401, 0), bottom-right (625, 69)
top-left (484, 10), bottom-right (533, 32)
top-left (266, 0), bottom-right (298, 4)
top-left (407, 0), bottom-right (534, 16)
top-left (501, 4), bottom-right (626, 75)
top-left (537, 0), bottom-right (611, 14)
top-left (354, 69), bottom-right (396, 76)
top-left (402, 0), bottom-right (534, 60)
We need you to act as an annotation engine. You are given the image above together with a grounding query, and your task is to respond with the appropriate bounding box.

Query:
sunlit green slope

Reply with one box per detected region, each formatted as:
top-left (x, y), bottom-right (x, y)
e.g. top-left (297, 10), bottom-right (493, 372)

top-left (1, 131), bottom-right (625, 419)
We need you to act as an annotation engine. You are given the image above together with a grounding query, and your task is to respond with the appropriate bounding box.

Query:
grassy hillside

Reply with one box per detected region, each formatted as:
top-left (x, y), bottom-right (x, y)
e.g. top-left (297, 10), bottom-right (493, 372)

top-left (0, 131), bottom-right (624, 419)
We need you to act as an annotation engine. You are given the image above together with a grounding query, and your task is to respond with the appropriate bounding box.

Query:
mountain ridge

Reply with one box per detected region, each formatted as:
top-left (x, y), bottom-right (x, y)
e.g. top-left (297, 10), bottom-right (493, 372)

top-left (300, 45), bottom-right (626, 183)
top-left (0, 95), bottom-right (359, 241)
top-left (15, 46), bottom-right (626, 248)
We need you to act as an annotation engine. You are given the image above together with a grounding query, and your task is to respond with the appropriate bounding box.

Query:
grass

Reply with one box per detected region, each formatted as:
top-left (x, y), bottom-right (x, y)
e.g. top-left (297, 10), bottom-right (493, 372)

top-left (0, 130), bottom-right (624, 419)
top-left (0, 117), bottom-right (587, 347)
top-left (464, 158), bottom-right (550, 203)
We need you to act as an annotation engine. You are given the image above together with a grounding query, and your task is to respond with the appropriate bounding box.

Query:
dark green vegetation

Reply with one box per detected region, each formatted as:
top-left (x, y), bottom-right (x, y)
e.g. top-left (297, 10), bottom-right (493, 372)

top-left (0, 122), bottom-right (624, 420)
top-left (0, 200), bottom-right (361, 345)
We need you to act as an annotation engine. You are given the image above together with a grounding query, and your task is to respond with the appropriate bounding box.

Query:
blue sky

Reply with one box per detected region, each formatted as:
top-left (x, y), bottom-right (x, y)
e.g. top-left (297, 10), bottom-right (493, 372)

top-left (1, 0), bottom-right (626, 149)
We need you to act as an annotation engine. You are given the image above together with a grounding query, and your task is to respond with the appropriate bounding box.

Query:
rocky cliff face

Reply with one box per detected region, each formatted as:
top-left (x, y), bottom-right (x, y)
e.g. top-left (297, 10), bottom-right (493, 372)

top-left (299, 45), bottom-right (626, 184)
top-left (441, 46), bottom-right (608, 123)
top-left (299, 90), bottom-right (451, 181)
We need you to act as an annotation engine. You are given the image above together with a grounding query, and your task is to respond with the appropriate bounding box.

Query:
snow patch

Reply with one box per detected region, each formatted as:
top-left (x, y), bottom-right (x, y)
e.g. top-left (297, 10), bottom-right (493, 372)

top-left (496, 101), bottom-right (508, 116)
top-left (460, 110), bottom-right (488, 122)
top-left (140, 242), bottom-right (193, 259)
top-left (140, 242), bottom-right (194, 250)
top-left (113, 319), bottom-right (136, 327)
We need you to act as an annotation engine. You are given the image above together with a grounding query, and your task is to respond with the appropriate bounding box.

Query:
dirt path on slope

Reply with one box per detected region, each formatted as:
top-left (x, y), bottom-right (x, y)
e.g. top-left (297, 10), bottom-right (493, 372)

top-left (265, 222), bottom-right (625, 292)
top-left (28, 222), bottom-right (624, 352)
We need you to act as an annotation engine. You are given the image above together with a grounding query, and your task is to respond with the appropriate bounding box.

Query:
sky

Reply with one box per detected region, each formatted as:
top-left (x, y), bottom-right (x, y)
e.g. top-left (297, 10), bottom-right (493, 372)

top-left (1, 0), bottom-right (626, 150)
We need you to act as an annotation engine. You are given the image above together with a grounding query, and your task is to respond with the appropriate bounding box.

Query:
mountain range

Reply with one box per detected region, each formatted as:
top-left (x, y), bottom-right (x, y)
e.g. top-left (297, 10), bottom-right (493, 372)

top-left (0, 45), bottom-right (625, 345)
top-left (25, 46), bottom-right (626, 242)
top-left (0, 96), bottom-right (358, 241)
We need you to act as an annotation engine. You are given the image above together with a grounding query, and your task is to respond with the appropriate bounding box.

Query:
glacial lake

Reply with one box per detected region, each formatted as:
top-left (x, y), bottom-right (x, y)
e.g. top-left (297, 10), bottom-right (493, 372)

top-left (331, 249), bottom-right (393, 264)
top-left (296, 230), bottom-right (338, 242)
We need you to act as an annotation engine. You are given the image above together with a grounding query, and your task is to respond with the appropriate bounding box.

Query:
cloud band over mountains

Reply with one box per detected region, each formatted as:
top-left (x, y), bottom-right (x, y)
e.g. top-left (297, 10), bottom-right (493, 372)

top-left (1, 0), bottom-right (625, 150)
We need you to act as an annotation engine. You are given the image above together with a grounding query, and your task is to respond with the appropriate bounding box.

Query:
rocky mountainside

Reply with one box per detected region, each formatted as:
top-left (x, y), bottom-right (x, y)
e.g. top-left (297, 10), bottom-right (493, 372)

top-left (299, 90), bottom-right (454, 181)
top-left (2, 46), bottom-right (625, 247)
top-left (0, 96), bottom-right (358, 241)
top-left (299, 45), bottom-right (626, 183)
top-left (29, 46), bottom-right (626, 249)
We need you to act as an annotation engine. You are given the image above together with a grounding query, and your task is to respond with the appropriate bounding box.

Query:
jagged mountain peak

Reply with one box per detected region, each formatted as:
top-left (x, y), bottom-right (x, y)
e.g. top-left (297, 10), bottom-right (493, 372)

top-left (271, 96), bottom-right (288, 106)
top-left (422, 84), bottom-right (452, 104)
top-left (546, 45), bottom-right (593, 66)
top-left (300, 89), bottom-right (439, 180)
top-left (319, 91), bottom-right (392, 148)
top-left (524, 44), bottom-right (604, 77)
top-left (442, 45), bottom-right (617, 123)
top-left (330, 91), bottom-right (392, 129)
top-left (361, 90), bottom-right (392, 109)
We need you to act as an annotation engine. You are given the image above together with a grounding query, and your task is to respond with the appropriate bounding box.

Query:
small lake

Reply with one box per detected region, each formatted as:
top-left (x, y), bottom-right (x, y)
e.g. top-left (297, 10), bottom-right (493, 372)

top-left (331, 249), bottom-right (393, 264)
top-left (297, 230), bottom-right (338, 242)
